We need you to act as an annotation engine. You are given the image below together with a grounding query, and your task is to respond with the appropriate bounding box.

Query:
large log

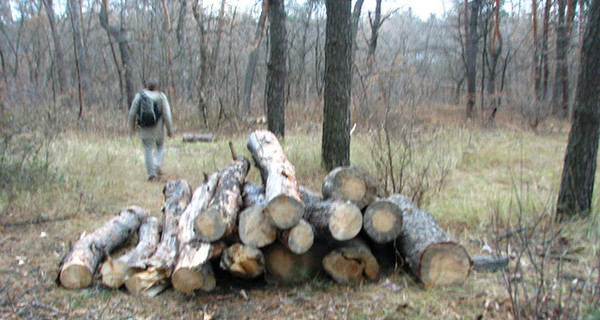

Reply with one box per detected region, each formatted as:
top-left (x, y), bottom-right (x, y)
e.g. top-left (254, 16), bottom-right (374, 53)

top-left (321, 166), bottom-right (377, 209)
top-left (100, 216), bottom-right (160, 288)
top-left (394, 195), bottom-right (472, 287)
top-left (57, 206), bottom-right (148, 289)
top-left (363, 196), bottom-right (405, 244)
top-left (247, 130), bottom-right (305, 229)
top-left (172, 173), bottom-right (224, 294)
top-left (195, 156), bottom-right (250, 242)
top-left (220, 243), bottom-right (265, 279)
top-left (302, 186), bottom-right (362, 241)
top-left (277, 219), bottom-right (314, 255)
top-left (125, 179), bottom-right (193, 296)
top-left (322, 238), bottom-right (380, 284)
top-left (263, 242), bottom-right (327, 285)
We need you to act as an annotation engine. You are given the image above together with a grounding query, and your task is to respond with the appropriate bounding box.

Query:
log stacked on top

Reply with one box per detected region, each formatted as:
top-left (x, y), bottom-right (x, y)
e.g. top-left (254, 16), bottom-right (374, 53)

top-left (57, 129), bottom-right (472, 295)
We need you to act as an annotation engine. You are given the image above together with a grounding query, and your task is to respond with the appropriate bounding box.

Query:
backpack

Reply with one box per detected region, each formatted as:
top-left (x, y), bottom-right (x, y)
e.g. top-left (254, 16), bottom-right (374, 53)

top-left (137, 92), bottom-right (162, 127)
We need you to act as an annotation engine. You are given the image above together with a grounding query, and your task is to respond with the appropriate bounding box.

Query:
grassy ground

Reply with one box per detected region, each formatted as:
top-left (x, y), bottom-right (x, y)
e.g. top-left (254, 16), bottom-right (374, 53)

top-left (1, 106), bottom-right (599, 319)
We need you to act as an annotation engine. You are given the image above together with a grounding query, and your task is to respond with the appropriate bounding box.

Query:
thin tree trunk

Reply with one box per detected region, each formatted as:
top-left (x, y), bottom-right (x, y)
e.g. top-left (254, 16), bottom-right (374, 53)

top-left (242, 0), bottom-right (268, 115)
top-left (541, 0), bottom-right (552, 100)
top-left (367, 0), bottom-right (382, 65)
top-left (267, 0), bottom-right (286, 137)
top-left (465, 0), bottom-right (481, 118)
top-left (42, 0), bottom-right (66, 94)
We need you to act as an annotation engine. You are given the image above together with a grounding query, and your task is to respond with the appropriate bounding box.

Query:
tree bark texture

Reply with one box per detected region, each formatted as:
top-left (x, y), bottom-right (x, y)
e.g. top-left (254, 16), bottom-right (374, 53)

top-left (322, 238), bottom-right (379, 284)
top-left (195, 156), bottom-right (251, 242)
top-left (321, 166), bottom-right (377, 209)
top-left (557, 0), bottom-right (600, 219)
top-left (100, 216), bottom-right (160, 289)
top-left (267, 0), bottom-right (287, 137)
top-left (125, 179), bottom-right (192, 296)
top-left (322, 0), bottom-right (352, 170)
top-left (247, 130), bottom-right (305, 229)
top-left (42, 0), bottom-right (67, 94)
top-left (465, 0), bottom-right (481, 118)
top-left (57, 206), bottom-right (148, 289)
top-left (394, 195), bottom-right (472, 287)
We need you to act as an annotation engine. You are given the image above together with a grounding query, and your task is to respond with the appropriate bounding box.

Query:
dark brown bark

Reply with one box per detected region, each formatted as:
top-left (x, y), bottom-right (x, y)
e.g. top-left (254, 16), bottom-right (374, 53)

top-left (267, 0), bottom-right (286, 137)
top-left (394, 195), bottom-right (472, 287)
top-left (42, 0), bottom-right (66, 94)
top-left (367, 0), bottom-right (382, 64)
top-left (220, 243), bottom-right (265, 279)
top-left (322, 0), bottom-right (352, 170)
top-left (321, 166), bottom-right (377, 209)
top-left (553, 0), bottom-right (578, 117)
top-left (541, 0), bottom-right (552, 100)
top-left (242, 0), bottom-right (268, 114)
top-left (466, 0), bottom-right (481, 118)
top-left (322, 238), bottom-right (379, 284)
top-left (247, 130), bottom-right (305, 229)
top-left (557, 0), bottom-right (600, 219)
top-left (57, 206), bottom-right (148, 289)
top-left (100, 216), bottom-right (160, 289)
top-left (125, 180), bottom-right (193, 296)
top-left (486, 0), bottom-right (502, 123)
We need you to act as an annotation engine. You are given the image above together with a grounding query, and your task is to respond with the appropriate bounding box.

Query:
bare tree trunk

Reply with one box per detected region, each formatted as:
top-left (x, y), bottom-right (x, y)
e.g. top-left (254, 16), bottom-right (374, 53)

top-left (267, 0), bottom-right (286, 137)
top-left (350, 0), bottom-right (365, 51)
top-left (242, 0), bottom-right (268, 115)
top-left (42, 0), bottom-right (66, 94)
top-left (541, 0), bottom-right (552, 100)
top-left (367, 0), bottom-right (382, 65)
top-left (487, 0), bottom-right (502, 123)
top-left (160, 0), bottom-right (175, 98)
top-left (557, 0), bottom-right (600, 219)
top-left (68, 0), bottom-right (86, 93)
top-left (176, 0), bottom-right (189, 100)
top-left (553, 0), bottom-right (577, 118)
top-left (465, 0), bottom-right (481, 118)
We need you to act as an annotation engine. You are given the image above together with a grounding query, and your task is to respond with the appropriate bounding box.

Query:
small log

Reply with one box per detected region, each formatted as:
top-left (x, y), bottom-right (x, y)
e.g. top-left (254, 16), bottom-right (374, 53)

top-left (238, 204), bottom-right (277, 248)
top-left (100, 216), bottom-right (160, 288)
top-left (322, 238), bottom-right (380, 284)
top-left (263, 242), bottom-right (327, 285)
top-left (363, 196), bottom-right (405, 244)
top-left (172, 173), bottom-right (223, 294)
top-left (247, 130), bottom-right (305, 229)
top-left (220, 243), bottom-right (265, 279)
top-left (472, 256), bottom-right (509, 272)
top-left (182, 132), bottom-right (214, 143)
top-left (321, 166), bottom-right (377, 209)
top-left (57, 206), bottom-right (148, 289)
top-left (278, 219), bottom-right (315, 255)
top-left (195, 156), bottom-right (251, 242)
top-left (394, 195), bottom-right (472, 287)
top-left (302, 186), bottom-right (362, 241)
top-left (125, 179), bottom-right (192, 296)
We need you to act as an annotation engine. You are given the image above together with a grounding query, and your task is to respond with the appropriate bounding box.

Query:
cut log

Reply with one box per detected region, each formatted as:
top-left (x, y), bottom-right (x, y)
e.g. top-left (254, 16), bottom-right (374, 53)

top-left (195, 156), bottom-right (251, 242)
top-left (278, 219), bottom-right (315, 255)
top-left (182, 132), bottom-right (214, 143)
top-left (247, 130), bottom-right (305, 229)
top-left (220, 243), bottom-right (265, 279)
top-left (263, 242), bottom-right (327, 285)
top-left (238, 204), bottom-right (277, 248)
top-left (172, 173), bottom-right (223, 295)
top-left (125, 179), bottom-right (192, 296)
top-left (242, 182), bottom-right (265, 208)
top-left (302, 186), bottom-right (362, 241)
top-left (57, 206), bottom-right (148, 289)
top-left (100, 216), bottom-right (160, 289)
top-left (394, 195), bottom-right (472, 287)
top-left (322, 238), bottom-right (380, 284)
top-left (472, 256), bottom-right (509, 272)
top-left (363, 196), bottom-right (405, 244)
top-left (321, 166), bottom-right (378, 209)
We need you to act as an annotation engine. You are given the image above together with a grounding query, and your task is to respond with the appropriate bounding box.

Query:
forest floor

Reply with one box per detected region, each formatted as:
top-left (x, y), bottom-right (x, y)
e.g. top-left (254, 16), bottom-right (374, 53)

top-left (1, 110), bottom-right (599, 319)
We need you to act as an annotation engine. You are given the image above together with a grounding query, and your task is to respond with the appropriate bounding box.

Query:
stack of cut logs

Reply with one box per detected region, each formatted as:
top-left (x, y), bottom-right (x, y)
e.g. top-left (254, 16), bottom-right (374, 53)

top-left (57, 130), bottom-right (472, 296)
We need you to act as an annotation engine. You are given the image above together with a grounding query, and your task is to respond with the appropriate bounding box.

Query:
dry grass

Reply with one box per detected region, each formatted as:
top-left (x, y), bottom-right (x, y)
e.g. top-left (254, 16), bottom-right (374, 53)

top-left (0, 104), bottom-right (598, 319)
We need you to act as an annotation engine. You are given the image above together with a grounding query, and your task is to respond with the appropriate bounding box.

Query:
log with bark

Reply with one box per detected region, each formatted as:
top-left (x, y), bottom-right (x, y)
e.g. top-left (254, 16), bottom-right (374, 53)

top-left (263, 242), bottom-right (328, 285)
top-left (125, 179), bottom-right (193, 296)
top-left (182, 132), bottom-right (214, 143)
top-left (277, 218), bottom-right (315, 255)
top-left (220, 243), bottom-right (265, 279)
top-left (321, 166), bottom-right (377, 209)
top-left (394, 195), bottom-right (472, 287)
top-left (172, 173), bottom-right (224, 294)
top-left (57, 206), bottom-right (148, 289)
top-left (322, 238), bottom-right (380, 284)
top-left (247, 130), bottom-right (305, 229)
top-left (195, 155), bottom-right (251, 242)
top-left (100, 216), bottom-right (160, 289)
top-left (238, 203), bottom-right (277, 248)
top-left (363, 196), bottom-right (405, 244)
top-left (302, 186), bottom-right (362, 241)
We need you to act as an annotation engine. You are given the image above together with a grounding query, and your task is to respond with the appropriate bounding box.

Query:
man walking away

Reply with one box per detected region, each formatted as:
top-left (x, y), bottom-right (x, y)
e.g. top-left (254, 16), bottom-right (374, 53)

top-left (128, 79), bottom-right (173, 181)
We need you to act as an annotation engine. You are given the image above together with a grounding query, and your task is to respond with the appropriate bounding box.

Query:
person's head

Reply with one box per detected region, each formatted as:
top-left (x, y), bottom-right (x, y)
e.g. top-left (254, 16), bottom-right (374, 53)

top-left (144, 79), bottom-right (158, 91)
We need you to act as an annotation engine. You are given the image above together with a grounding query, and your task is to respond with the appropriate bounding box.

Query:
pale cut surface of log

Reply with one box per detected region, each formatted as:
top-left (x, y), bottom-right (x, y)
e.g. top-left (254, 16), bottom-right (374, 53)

top-left (363, 196), bottom-right (404, 244)
top-left (238, 203), bottom-right (276, 248)
top-left (322, 238), bottom-right (380, 284)
top-left (394, 194), bottom-right (472, 287)
top-left (171, 242), bottom-right (225, 294)
top-left (58, 206), bottom-right (148, 289)
top-left (172, 174), bottom-right (221, 294)
top-left (247, 130), bottom-right (305, 229)
top-left (264, 242), bottom-right (327, 285)
top-left (278, 219), bottom-right (314, 255)
top-left (220, 243), bottom-right (265, 278)
top-left (303, 197), bottom-right (363, 241)
top-left (100, 216), bottom-right (160, 288)
top-left (125, 179), bottom-right (192, 296)
top-left (195, 157), bottom-right (250, 242)
top-left (321, 166), bottom-right (377, 209)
